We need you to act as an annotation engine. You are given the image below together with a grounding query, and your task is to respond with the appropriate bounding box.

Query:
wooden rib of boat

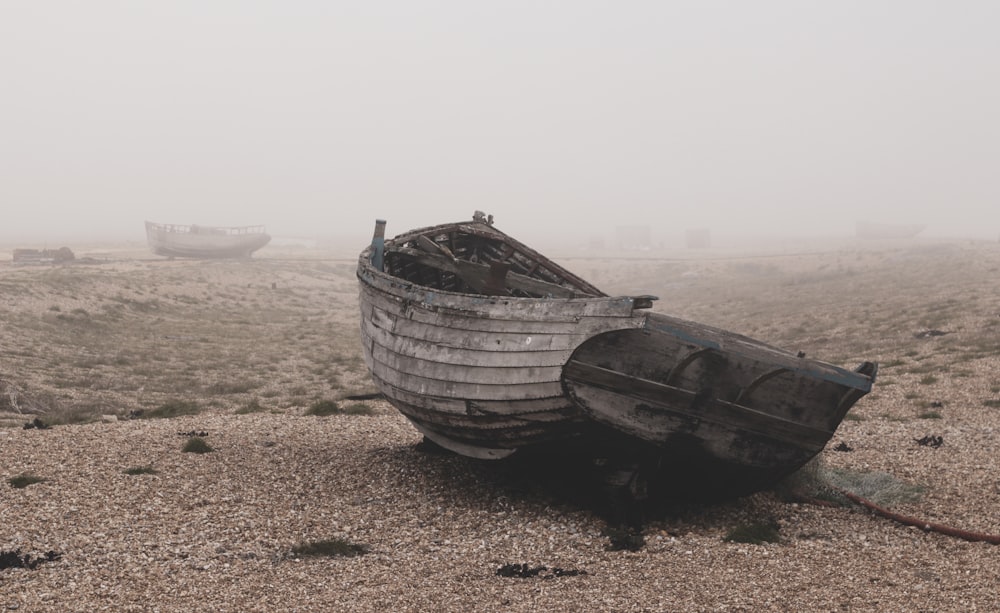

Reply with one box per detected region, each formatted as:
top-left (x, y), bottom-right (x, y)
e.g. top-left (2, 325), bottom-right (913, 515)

top-left (357, 212), bottom-right (877, 495)
top-left (145, 221), bottom-right (271, 259)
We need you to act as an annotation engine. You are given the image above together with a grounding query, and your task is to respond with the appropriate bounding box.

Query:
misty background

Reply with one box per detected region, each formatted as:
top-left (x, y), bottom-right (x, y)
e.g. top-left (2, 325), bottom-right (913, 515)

top-left (2, 1), bottom-right (998, 247)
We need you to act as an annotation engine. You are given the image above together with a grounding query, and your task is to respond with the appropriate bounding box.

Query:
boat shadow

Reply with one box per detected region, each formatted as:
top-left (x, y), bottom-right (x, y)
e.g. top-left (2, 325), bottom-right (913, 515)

top-left (371, 435), bottom-right (767, 550)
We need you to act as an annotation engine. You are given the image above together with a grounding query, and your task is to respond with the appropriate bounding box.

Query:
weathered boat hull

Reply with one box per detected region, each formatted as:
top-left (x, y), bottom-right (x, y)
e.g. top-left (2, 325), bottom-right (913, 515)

top-left (145, 221), bottom-right (271, 259)
top-left (358, 234), bottom-right (648, 458)
top-left (563, 312), bottom-right (877, 494)
top-left (357, 215), bottom-right (877, 496)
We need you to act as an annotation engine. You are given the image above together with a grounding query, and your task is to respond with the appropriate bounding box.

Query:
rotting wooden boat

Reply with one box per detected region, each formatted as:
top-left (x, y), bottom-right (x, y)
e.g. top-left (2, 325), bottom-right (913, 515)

top-left (145, 221), bottom-right (271, 259)
top-left (357, 212), bottom-right (877, 495)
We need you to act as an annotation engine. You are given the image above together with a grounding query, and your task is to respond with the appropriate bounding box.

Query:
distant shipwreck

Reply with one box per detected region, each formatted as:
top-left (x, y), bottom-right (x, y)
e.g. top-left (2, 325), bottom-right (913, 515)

top-left (145, 221), bottom-right (271, 259)
top-left (357, 212), bottom-right (877, 498)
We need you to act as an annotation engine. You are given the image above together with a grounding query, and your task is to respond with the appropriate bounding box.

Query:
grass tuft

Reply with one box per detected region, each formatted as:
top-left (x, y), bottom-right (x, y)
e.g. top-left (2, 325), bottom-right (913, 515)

top-left (723, 521), bottom-right (781, 545)
top-left (306, 399), bottom-right (375, 416)
top-left (305, 400), bottom-right (342, 416)
top-left (206, 380), bottom-right (258, 395)
top-left (142, 400), bottom-right (202, 419)
top-left (124, 465), bottom-right (159, 475)
top-left (181, 437), bottom-right (214, 454)
top-left (235, 398), bottom-right (268, 415)
top-left (8, 474), bottom-right (45, 489)
top-left (341, 403), bottom-right (375, 415)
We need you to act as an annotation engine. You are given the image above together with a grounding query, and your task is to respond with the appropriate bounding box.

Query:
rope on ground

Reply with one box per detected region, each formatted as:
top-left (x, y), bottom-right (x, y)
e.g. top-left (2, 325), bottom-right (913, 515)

top-left (835, 487), bottom-right (1000, 545)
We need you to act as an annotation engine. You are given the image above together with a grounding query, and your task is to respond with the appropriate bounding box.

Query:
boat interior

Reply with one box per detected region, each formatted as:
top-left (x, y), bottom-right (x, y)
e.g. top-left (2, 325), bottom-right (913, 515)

top-left (379, 222), bottom-right (605, 299)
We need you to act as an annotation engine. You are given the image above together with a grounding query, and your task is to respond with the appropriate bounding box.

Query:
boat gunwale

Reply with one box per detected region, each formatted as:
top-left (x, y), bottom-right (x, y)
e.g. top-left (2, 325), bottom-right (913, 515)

top-left (356, 220), bottom-right (623, 305)
top-left (358, 258), bottom-right (652, 331)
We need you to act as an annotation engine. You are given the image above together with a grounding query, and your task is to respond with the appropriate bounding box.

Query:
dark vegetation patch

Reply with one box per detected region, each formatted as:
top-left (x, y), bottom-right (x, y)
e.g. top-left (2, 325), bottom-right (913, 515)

top-left (915, 435), bottom-right (944, 448)
top-left (723, 520), bottom-right (781, 545)
top-left (8, 474), bottom-right (45, 489)
top-left (305, 400), bottom-right (341, 416)
top-left (135, 400), bottom-right (202, 420)
top-left (305, 400), bottom-right (375, 416)
top-left (181, 437), bottom-right (214, 454)
top-left (124, 465), bottom-right (158, 475)
top-left (235, 398), bottom-right (268, 414)
top-left (22, 417), bottom-right (50, 430)
top-left (340, 403), bottom-right (375, 415)
top-left (496, 563), bottom-right (587, 578)
top-left (289, 538), bottom-right (368, 558)
top-left (205, 380), bottom-right (258, 395)
top-left (42, 402), bottom-right (113, 426)
top-left (0, 550), bottom-right (62, 571)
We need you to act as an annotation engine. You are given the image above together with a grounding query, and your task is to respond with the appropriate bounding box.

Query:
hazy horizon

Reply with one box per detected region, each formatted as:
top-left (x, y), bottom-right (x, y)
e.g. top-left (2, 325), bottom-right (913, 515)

top-left (4, 2), bottom-right (999, 246)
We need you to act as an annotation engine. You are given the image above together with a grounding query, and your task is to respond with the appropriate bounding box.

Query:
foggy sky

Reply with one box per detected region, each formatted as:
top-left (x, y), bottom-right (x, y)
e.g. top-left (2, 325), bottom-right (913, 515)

top-left (3, 1), bottom-right (999, 245)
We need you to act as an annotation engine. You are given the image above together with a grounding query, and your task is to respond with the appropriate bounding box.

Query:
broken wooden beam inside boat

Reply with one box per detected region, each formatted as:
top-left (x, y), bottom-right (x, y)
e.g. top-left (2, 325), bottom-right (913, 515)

top-left (392, 246), bottom-right (580, 298)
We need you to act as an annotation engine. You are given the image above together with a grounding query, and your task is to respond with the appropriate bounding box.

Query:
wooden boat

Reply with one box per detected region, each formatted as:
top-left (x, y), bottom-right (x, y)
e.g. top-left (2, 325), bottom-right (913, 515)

top-left (357, 213), bottom-right (877, 495)
top-left (145, 221), bottom-right (271, 259)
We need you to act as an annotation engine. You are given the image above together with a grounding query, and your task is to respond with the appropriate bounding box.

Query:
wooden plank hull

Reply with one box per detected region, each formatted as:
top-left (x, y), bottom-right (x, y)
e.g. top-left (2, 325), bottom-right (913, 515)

top-left (357, 216), bottom-right (877, 496)
top-left (358, 271), bottom-right (646, 459)
top-left (562, 311), bottom-right (877, 494)
top-left (145, 221), bottom-right (271, 259)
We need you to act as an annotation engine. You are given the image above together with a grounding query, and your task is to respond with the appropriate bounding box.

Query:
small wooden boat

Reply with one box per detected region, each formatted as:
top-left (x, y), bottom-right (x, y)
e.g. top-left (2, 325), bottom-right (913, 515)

top-left (145, 221), bottom-right (271, 259)
top-left (358, 213), bottom-right (877, 495)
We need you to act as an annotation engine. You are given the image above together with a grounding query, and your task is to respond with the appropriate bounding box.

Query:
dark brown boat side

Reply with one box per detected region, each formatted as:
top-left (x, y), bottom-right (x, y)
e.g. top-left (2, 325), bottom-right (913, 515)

top-left (357, 213), bottom-right (877, 496)
top-left (563, 314), bottom-right (877, 493)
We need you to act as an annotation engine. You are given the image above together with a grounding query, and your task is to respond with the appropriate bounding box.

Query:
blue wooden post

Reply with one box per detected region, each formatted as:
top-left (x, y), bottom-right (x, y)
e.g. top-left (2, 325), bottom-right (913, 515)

top-left (371, 219), bottom-right (386, 272)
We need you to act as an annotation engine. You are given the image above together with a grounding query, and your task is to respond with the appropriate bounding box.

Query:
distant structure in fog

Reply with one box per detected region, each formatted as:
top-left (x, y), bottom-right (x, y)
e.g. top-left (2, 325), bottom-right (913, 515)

top-left (12, 247), bottom-right (75, 265)
top-left (685, 228), bottom-right (711, 249)
top-left (855, 221), bottom-right (925, 240)
top-left (615, 225), bottom-right (651, 251)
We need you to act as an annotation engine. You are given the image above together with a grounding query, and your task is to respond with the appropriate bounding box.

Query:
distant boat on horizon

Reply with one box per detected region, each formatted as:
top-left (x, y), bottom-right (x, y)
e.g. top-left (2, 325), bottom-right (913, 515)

top-left (855, 221), bottom-right (925, 240)
top-left (145, 221), bottom-right (271, 259)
